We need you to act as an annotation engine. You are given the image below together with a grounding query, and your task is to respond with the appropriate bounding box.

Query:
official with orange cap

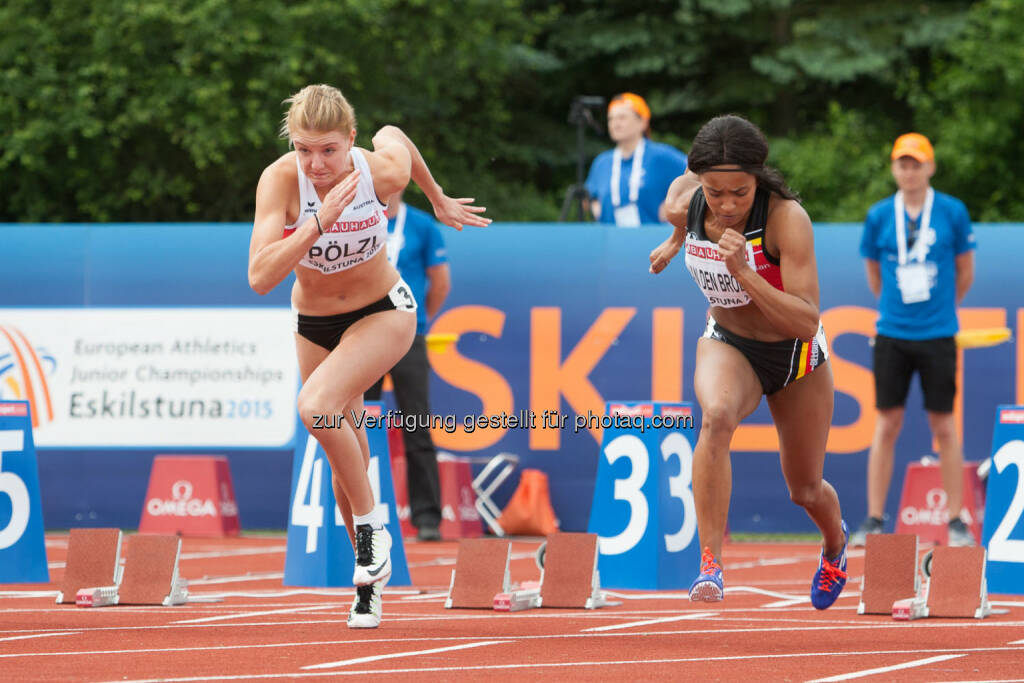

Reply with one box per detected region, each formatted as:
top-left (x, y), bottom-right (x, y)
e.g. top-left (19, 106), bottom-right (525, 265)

top-left (853, 131), bottom-right (977, 548)
top-left (890, 132), bottom-right (935, 163)
top-left (584, 93), bottom-right (688, 226)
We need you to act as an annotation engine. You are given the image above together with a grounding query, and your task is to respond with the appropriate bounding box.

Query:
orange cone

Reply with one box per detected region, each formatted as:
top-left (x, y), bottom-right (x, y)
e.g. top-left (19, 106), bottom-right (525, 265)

top-left (496, 469), bottom-right (559, 537)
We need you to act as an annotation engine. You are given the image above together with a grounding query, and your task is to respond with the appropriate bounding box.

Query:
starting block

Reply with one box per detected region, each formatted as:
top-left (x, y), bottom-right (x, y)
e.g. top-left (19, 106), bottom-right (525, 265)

top-left (115, 535), bottom-right (188, 606)
top-left (60, 530), bottom-right (188, 608)
top-left (76, 585), bottom-right (120, 608)
top-left (892, 596), bottom-right (929, 621)
top-left (56, 528), bottom-right (124, 604)
top-left (920, 546), bottom-right (992, 619)
top-left (445, 538), bottom-right (511, 609)
top-left (858, 533), bottom-right (919, 615)
top-left (538, 532), bottom-right (609, 609)
top-left (493, 581), bottom-right (542, 612)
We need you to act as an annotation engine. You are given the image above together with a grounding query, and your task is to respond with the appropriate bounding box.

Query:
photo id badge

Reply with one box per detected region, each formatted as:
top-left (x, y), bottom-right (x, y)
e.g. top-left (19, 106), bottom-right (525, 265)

top-left (896, 262), bottom-right (931, 304)
top-left (614, 203), bottom-right (642, 227)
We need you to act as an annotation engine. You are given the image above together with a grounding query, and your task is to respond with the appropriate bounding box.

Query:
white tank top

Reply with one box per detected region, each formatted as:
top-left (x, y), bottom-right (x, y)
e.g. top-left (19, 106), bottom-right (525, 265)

top-left (283, 148), bottom-right (388, 274)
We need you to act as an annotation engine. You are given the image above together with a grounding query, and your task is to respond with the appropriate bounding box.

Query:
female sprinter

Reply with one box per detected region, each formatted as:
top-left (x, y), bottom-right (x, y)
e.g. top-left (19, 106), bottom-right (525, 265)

top-left (248, 84), bottom-right (489, 627)
top-left (649, 114), bottom-right (847, 610)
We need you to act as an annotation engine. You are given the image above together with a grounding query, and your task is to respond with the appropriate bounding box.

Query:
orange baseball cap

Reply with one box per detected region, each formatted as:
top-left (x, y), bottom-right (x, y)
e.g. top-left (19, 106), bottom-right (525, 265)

top-left (609, 93), bottom-right (651, 121)
top-left (891, 133), bottom-right (934, 162)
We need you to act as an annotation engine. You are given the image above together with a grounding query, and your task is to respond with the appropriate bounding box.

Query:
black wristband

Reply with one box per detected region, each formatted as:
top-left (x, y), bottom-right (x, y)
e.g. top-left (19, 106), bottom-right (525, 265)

top-left (314, 214), bottom-right (323, 235)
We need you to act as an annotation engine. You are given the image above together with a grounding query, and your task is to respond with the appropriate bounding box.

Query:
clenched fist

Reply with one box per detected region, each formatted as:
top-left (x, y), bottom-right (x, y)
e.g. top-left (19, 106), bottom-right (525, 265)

top-left (717, 228), bottom-right (750, 277)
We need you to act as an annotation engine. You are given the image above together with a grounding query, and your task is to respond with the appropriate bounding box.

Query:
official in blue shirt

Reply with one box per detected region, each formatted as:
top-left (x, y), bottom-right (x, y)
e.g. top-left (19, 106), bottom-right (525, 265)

top-left (365, 189), bottom-right (450, 541)
top-left (585, 93), bottom-right (688, 227)
top-left (853, 132), bottom-right (976, 548)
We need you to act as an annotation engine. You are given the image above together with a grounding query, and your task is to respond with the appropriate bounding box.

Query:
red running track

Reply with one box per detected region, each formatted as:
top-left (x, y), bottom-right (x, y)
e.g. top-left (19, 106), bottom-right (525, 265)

top-left (1, 534), bottom-right (1022, 682)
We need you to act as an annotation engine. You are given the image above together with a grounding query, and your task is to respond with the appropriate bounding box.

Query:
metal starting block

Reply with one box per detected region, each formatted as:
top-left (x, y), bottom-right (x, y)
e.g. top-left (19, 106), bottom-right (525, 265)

top-left (892, 596), bottom-right (929, 621)
top-left (445, 539), bottom-right (512, 609)
top-left (538, 532), bottom-right (610, 609)
top-left (921, 546), bottom-right (992, 619)
top-left (57, 528), bottom-right (124, 604)
top-left (117, 535), bottom-right (189, 606)
top-left (493, 581), bottom-right (542, 612)
top-left (76, 585), bottom-right (121, 608)
top-left (858, 534), bottom-right (992, 620)
top-left (858, 533), bottom-right (919, 615)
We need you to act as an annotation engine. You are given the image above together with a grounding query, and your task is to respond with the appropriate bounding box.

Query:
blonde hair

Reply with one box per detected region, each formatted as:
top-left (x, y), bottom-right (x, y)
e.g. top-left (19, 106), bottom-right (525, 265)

top-left (279, 84), bottom-right (357, 140)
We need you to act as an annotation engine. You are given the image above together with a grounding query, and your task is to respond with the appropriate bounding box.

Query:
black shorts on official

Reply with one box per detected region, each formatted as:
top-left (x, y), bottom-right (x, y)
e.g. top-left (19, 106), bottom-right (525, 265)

top-left (873, 334), bottom-right (956, 413)
top-left (295, 278), bottom-right (417, 351)
top-left (702, 316), bottom-right (830, 395)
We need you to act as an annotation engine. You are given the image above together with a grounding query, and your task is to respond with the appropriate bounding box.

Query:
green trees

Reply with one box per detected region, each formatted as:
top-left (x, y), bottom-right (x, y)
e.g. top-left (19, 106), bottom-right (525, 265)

top-left (1, 0), bottom-right (552, 221)
top-left (2, 0), bottom-right (1019, 223)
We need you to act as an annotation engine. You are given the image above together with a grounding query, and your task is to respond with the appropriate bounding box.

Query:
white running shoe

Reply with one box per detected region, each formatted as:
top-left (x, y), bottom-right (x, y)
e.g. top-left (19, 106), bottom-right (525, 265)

top-left (347, 583), bottom-right (382, 629)
top-left (352, 524), bottom-right (392, 586)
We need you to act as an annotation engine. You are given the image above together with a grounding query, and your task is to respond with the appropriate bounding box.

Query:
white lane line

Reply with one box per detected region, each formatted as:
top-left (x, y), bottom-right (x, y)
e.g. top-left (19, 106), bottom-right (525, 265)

top-left (8, 636), bottom-right (1024, 662)
top-left (96, 649), bottom-right (1006, 683)
top-left (602, 591), bottom-right (690, 600)
top-left (301, 640), bottom-right (508, 670)
top-left (726, 586), bottom-right (812, 601)
top-left (806, 654), bottom-right (966, 682)
top-left (188, 572), bottom-right (284, 586)
top-left (0, 632), bottom-right (80, 642)
top-left (406, 551), bottom-right (535, 569)
top-left (582, 613), bottom-right (717, 632)
top-left (179, 546), bottom-right (287, 560)
top-left (172, 605), bottom-right (340, 625)
top-left (398, 592), bottom-right (449, 601)
top-left (762, 597), bottom-right (810, 608)
top-left (1011, 639), bottom-right (1024, 645)
top-left (5, 617), bottom-right (1024, 647)
top-left (0, 591), bottom-right (59, 599)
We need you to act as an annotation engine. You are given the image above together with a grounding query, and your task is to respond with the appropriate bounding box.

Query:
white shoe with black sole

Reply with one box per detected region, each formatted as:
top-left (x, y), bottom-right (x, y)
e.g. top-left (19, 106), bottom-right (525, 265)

top-left (352, 524), bottom-right (392, 586)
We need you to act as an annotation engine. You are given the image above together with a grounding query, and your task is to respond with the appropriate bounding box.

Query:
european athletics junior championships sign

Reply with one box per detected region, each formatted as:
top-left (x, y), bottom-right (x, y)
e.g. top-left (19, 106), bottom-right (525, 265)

top-left (0, 309), bottom-right (297, 447)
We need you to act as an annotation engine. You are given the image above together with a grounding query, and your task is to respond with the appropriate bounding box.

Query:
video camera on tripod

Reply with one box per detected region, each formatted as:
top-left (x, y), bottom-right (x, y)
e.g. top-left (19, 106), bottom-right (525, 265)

top-left (560, 95), bottom-right (606, 222)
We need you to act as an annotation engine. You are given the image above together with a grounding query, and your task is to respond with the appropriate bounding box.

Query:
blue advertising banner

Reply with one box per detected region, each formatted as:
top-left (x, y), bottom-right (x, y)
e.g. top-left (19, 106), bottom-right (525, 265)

top-left (283, 401), bottom-right (410, 587)
top-left (981, 405), bottom-right (1024, 595)
top-left (587, 401), bottom-right (699, 589)
top-left (0, 401), bottom-right (49, 583)
top-left (1, 222), bottom-right (1021, 535)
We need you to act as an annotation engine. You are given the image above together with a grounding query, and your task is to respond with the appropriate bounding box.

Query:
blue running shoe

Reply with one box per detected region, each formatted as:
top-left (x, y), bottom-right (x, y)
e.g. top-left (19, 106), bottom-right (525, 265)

top-left (810, 521), bottom-right (849, 610)
top-left (689, 547), bottom-right (724, 602)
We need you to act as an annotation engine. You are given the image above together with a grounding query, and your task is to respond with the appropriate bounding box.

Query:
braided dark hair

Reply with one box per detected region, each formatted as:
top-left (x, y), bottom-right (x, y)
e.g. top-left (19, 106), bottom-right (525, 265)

top-left (687, 115), bottom-right (799, 201)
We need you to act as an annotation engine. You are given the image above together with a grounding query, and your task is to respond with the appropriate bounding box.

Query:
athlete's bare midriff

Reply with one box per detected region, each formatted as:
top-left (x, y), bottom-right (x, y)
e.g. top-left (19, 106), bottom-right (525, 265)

top-left (290, 250), bottom-right (399, 315)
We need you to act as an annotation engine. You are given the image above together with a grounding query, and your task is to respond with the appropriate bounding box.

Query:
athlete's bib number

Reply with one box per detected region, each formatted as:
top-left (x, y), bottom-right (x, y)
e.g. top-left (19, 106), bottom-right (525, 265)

top-left (598, 431), bottom-right (696, 555)
top-left (290, 435), bottom-right (389, 554)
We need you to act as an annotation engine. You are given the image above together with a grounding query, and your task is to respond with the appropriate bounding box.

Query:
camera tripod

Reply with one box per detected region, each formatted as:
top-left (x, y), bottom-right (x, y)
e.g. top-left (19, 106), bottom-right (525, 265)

top-left (559, 96), bottom-right (605, 222)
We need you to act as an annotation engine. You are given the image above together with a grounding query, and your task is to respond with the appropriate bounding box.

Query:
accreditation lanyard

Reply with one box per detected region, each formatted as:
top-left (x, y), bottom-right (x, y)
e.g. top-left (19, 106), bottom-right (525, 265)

top-left (386, 202), bottom-right (407, 268)
top-left (610, 138), bottom-right (645, 208)
top-left (894, 187), bottom-right (934, 265)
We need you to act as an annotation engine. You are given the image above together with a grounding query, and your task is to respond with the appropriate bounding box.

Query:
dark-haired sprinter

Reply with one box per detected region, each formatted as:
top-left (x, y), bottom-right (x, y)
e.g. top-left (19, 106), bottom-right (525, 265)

top-left (649, 114), bottom-right (847, 610)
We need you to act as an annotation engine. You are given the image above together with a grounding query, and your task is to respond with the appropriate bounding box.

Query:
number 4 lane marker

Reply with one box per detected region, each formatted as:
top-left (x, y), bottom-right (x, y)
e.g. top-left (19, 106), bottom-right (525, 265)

top-left (302, 640), bottom-right (509, 670)
top-left (806, 654), bottom-right (966, 682)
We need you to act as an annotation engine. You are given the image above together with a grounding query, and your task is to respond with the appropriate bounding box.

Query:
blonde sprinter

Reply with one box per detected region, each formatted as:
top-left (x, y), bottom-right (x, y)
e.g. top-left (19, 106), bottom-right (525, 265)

top-left (248, 85), bottom-right (489, 627)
